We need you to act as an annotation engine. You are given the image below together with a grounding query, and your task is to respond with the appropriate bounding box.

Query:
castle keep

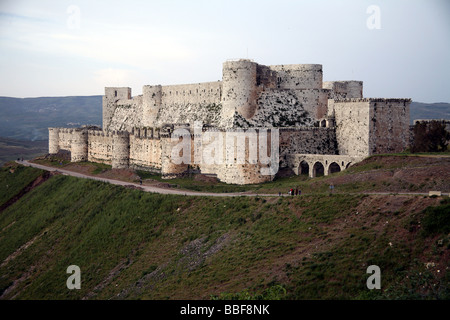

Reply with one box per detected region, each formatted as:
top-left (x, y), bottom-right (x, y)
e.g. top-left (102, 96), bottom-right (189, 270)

top-left (48, 59), bottom-right (411, 184)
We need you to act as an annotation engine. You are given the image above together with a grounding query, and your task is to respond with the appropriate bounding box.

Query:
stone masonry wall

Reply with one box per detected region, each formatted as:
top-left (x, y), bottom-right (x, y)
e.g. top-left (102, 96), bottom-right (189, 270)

top-left (157, 126), bottom-right (278, 184)
top-left (48, 128), bottom-right (60, 154)
top-left (330, 99), bottom-right (372, 157)
top-left (155, 81), bottom-right (223, 127)
top-left (330, 98), bottom-right (411, 157)
top-left (57, 128), bottom-right (74, 151)
top-left (106, 95), bottom-right (144, 132)
top-left (368, 99), bottom-right (411, 154)
top-left (210, 129), bottom-right (276, 185)
top-left (279, 127), bottom-right (338, 167)
top-left (105, 82), bottom-right (223, 131)
top-left (269, 64), bottom-right (323, 90)
top-left (233, 89), bottom-right (314, 128)
top-left (129, 133), bottom-right (162, 172)
top-left (87, 131), bottom-right (113, 164)
top-left (221, 60), bottom-right (258, 122)
top-left (103, 87), bottom-right (132, 131)
top-left (103, 61), bottom-right (363, 132)
top-left (323, 81), bottom-right (363, 100)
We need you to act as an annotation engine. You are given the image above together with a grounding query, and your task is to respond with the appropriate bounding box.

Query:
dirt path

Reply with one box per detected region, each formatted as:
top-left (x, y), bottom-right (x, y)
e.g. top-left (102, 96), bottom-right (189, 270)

top-left (17, 160), bottom-right (265, 197)
top-left (17, 160), bottom-right (447, 198)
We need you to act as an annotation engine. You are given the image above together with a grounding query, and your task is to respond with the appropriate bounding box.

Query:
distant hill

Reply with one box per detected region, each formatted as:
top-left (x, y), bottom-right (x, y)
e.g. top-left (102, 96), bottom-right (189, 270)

top-left (0, 96), bottom-right (102, 141)
top-left (0, 96), bottom-right (448, 141)
top-left (410, 102), bottom-right (450, 124)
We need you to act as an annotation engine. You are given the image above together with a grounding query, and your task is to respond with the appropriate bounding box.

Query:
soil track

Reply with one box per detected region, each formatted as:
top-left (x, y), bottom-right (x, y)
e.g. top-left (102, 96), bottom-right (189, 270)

top-left (17, 159), bottom-right (449, 197)
top-left (18, 160), bottom-right (254, 197)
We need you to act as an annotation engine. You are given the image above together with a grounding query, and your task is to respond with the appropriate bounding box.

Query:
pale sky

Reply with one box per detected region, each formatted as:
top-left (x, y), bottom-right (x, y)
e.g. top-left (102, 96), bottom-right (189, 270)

top-left (0, 0), bottom-right (449, 102)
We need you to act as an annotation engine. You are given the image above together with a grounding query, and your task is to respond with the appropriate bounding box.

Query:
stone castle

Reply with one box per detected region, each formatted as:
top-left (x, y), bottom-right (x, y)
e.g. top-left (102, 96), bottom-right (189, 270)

top-left (48, 59), bottom-right (411, 184)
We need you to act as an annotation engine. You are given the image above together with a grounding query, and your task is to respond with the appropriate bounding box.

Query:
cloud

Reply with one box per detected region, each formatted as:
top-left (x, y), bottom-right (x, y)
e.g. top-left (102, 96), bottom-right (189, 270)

top-left (49, 24), bottom-right (196, 69)
top-left (0, 10), bottom-right (196, 71)
top-left (93, 68), bottom-right (147, 91)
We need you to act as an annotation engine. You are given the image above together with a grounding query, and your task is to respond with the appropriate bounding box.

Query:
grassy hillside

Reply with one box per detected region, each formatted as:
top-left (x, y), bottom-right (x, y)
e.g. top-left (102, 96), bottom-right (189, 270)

top-left (0, 161), bottom-right (448, 300)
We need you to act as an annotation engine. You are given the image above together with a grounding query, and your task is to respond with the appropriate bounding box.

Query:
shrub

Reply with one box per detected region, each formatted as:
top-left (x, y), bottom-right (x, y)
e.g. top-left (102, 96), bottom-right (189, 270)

top-left (421, 198), bottom-right (450, 236)
top-left (411, 120), bottom-right (449, 153)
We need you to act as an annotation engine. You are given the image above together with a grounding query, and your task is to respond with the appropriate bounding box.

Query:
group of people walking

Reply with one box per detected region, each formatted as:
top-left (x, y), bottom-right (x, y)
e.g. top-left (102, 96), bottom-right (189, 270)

top-left (288, 188), bottom-right (301, 196)
top-left (278, 188), bottom-right (301, 196)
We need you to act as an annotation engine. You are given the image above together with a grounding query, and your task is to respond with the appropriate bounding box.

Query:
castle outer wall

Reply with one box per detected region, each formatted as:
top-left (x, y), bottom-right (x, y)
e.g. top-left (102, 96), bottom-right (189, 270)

top-left (48, 59), bottom-right (411, 185)
top-left (101, 60), bottom-right (364, 132)
top-left (328, 98), bottom-right (411, 156)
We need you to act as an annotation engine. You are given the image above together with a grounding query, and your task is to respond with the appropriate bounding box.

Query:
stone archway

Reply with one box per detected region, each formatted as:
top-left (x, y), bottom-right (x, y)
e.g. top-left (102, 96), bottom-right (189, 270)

top-left (299, 160), bottom-right (309, 175)
top-left (291, 154), bottom-right (365, 178)
top-left (312, 161), bottom-right (324, 177)
top-left (328, 162), bottom-right (341, 174)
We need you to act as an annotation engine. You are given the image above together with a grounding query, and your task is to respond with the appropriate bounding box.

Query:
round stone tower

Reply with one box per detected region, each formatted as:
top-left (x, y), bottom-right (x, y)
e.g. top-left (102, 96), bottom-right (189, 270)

top-left (112, 131), bottom-right (130, 169)
top-left (48, 128), bottom-right (60, 154)
top-left (142, 85), bottom-right (162, 127)
top-left (160, 125), bottom-right (191, 178)
top-left (71, 128), bottom-right (88, 162)
top-left (221, 59), bottom-right (258, 122)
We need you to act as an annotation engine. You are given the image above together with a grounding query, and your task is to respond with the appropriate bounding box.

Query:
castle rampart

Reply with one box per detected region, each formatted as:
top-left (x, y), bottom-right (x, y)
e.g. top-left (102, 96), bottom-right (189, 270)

top-left (161, 82), bottom-right (222, 106)
top-left (269, 64), bottom-right (323, 90)
top-left (323, 81), bottom-right (363, 100)
top-left (88, 131), bottom-right (113, 165)
top-left (48, 59), bottom-right (411, 185)
top-left (130, 140), bottom-right (162, 172)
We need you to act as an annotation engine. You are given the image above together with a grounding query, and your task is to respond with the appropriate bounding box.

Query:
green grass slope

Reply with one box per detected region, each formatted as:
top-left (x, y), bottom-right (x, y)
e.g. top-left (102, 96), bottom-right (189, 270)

top-left (0, 164), bottom-right (448, 300)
